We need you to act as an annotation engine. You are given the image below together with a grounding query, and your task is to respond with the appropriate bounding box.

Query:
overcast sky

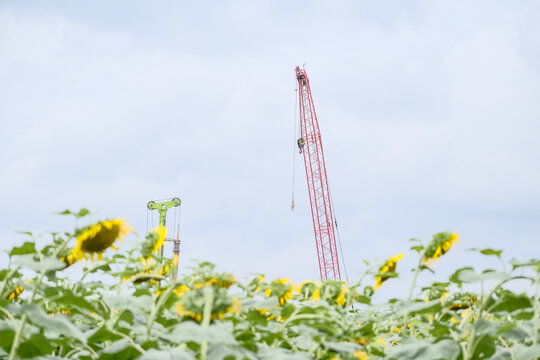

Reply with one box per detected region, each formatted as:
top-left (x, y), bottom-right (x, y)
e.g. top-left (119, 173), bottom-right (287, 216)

top-left (1, 1), bottom-right (539, 298)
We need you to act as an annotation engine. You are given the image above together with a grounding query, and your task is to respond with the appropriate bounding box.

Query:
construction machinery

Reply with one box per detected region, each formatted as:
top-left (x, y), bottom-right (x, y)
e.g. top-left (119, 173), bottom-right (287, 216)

top-left (147, 197), bottom-right (182, 278)
top-left (293, 66), bottom-right (343, 281)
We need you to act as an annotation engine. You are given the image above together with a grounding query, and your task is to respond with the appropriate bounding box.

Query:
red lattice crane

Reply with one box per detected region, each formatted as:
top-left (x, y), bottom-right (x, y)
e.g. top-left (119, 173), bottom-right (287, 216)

top-left (295, 66), bottom-right (342, 281)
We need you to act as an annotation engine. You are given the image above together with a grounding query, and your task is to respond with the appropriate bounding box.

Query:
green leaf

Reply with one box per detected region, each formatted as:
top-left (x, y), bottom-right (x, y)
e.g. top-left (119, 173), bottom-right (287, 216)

top-left (9, 242), bottom-right (36, 256)
top-left (387, 300), bottom-right (442, 317)
top-left (291, 325), bottom-right (319, 351)
top-left (489, 293), bottom-right (532, 314)
top-left (473, 335), bottom-right (496, 359)
top-left (0, 322), bottom-right (15, 352)
top-left (429, 320), bottom-right (451, 338)
top-left (499, 323), bottom-right (530, 342)
top-left (450, 268), bottom-right (507, 284)
top-left (280, 303), bottom-right (296, 319)
top-left (207, 344), bottom-right (256, 360)
top-left (510, 259), bottom-right (540, 271)
top-left (324, 341), bottom-right (360, 354)
top-left (86, 326), bottom-right (122, 345)
top-left (419, 264), bottom-right (435, 274)
top-left (355, 295), bottom-right (371, 304)
top-left (103, 295), bottom-right (153, 313)
top-left (511, 343), bottom-right (540, 360)
top-left (57, 208), bottom-right (91, 218)
top-left (245, 309), bottom-right (268, 326)
top-left (77, 208), bottom-right (91, 218)
top-left (386, 338), bottom-right (460, 360)
top-left (242, 297), bottom-right (278, 310)
top-left (495, 322), bottom-right (516, 335)
top-left (132, 288), bottom-right (153, 297)
top-left (167, 322), bottom-right (236, 345)
top-left (86, 263), bottom-right (112, 274)
top-left (489, 348), bottom-right (512, 360)
top-left (100, 339), bottom-right (140, 360)
top-left (468, 248), bottom-right (503, 258)
top-left (23, 304), bottom-right (86, 344)
top-left (474, 318), bottom-right (498, 337)
top-left (47, 287), bottom-right (99, 315)
top-left (356, 321), bottom-right (375, 337)
top-left (138, 348), bottom-right (195, 360)
top-left (257, 348), bottom-right (311, 360)
top-left (17, 333), bottom-right (55, 358)
top-left (449, 267), bottom-right (473, 286)
top-left (12, 255), bottom-right (65, 272)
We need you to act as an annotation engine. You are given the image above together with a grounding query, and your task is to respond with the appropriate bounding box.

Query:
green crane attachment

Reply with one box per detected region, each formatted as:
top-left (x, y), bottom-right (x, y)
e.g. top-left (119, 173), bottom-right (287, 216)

top-left (147, 197), bottom-right (181, 228)
top-left (147, 197), bottom-right (182, 278)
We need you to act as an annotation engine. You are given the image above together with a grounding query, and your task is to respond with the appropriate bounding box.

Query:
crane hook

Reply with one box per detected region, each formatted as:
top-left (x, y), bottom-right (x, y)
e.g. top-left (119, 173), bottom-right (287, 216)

top-left (297, 138), bottom-right (305, 154)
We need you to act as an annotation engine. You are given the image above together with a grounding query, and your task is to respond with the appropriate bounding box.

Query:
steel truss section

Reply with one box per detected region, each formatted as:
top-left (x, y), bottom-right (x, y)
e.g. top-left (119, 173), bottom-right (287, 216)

top-left (295, 66), bottom-right (341, 281)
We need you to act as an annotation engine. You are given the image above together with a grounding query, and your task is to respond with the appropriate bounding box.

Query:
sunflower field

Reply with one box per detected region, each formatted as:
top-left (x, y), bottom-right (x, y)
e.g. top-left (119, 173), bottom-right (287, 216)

top-left (0, 210), bottom-right (538, 360)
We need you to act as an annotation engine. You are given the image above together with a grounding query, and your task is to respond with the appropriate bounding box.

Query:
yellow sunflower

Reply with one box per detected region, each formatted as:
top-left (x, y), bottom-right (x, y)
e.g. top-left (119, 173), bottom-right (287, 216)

top-left (141, 226), bottom-right (167, 267)
top-left (48, 309), bottom-right (71, 317)
top-left (173, 284), bottom-right (190, 296)
top-left (150, 226), bottom-right (167, 254)
top-left (354, 350), bottom-right (369, 360)
top-left (6, 285), bottom-right (24, 301)
top-left (265, 278), bottom-right (296, 306)
top-left (67, 219), bottom-right (131, 261)
top-left (61, 252), bottom-right (81, 268)
top-left (423, 233), bottom-right (459, 264)
top-left (335, 283), bottom-right (348, 307)
top-left (176, 289), bottom-right (238, 322)
top-left (253, 274), bottom-right (266, 292)
top-left (205, 274), bottom-right (237, 289)
top-left (298, 280), bottom-right (318, 299)
top-left (375, 253), bottom-right (403, 290)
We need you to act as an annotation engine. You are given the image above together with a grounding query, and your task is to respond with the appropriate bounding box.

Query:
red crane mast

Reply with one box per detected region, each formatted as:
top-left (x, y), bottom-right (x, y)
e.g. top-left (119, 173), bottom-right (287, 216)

top-left (295, 66), bottom-right (341, 281)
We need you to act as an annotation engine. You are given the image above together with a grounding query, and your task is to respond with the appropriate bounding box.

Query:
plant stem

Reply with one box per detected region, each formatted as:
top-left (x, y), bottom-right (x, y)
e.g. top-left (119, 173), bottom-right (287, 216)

top-left (0, 307), bottom-right (14, 321)
top-left (9, 269), bottom-right (45, 360)
top-left (116, 253), bottom-right (132, 295)
top-left (200, 287), bottom-right (214, 360)
top-left (403, 256), bottom-right (423, 335)
top-left (72, 263), bottom-right (108, 293)
top-left (407, 259), bottom-right (422, 302)
top-left (110, 329), bottom-right (145, 355)
top-left (352, 264), bottom-right (377, 289)
top-left (464, 276), bottom-right (529, 360)
top-left (0, 262), bottom-right (15, 297)
top-left (146, 280), bottom-right (175, 341)
top-left (533, 273), bottom-right (539, 344)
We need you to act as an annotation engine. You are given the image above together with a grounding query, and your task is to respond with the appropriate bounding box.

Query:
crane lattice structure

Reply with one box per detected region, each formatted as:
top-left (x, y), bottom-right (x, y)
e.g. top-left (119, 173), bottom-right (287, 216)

top-left (147, 197), bottom-right (182, 278)
top-left (295, 66), bottom-right (342, 281)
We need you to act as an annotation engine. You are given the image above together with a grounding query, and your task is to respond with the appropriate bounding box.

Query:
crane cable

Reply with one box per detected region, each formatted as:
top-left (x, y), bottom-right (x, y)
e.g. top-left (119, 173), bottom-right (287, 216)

top-left (291, 77), bottom-right (349, 285)
top-left (146, 208), bottom-right (149, 235)
top-left (291, 87), bottom-right (298, 211)
top-left (329, 190), bottom-right (350, 284)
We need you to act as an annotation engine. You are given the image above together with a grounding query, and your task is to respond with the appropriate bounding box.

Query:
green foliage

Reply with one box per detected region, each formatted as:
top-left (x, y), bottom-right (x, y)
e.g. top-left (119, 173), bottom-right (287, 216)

top-left (0, 215), bottom-right (538, 359)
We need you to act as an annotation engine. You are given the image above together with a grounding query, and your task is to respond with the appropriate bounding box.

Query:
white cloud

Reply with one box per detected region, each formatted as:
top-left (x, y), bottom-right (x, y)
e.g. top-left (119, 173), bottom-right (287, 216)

top-left (0, 1), bottom-right (539, 288)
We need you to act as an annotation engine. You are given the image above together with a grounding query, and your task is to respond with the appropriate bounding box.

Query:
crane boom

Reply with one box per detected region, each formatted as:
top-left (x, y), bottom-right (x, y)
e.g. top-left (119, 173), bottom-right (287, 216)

top-left (295, 66), bottom-right (341, 281)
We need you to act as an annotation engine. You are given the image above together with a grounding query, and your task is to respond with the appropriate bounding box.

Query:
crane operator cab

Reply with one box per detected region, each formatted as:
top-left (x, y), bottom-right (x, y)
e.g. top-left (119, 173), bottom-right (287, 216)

top-left (297, 74), bottom-right (307, 85)
top-left (297, 138), bottom-right (306, 153)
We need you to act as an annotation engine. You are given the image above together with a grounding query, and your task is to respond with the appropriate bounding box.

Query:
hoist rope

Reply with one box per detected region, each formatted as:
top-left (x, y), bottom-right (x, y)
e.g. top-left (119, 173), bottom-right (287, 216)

top-left (173, 206), bottom-right (178, 239)
top-left (329, 190), bottom-right (350, 284)
top-left (291, 87), bottom-right (298, 210)
top-left (177, 204), bottom-right (182, 236)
